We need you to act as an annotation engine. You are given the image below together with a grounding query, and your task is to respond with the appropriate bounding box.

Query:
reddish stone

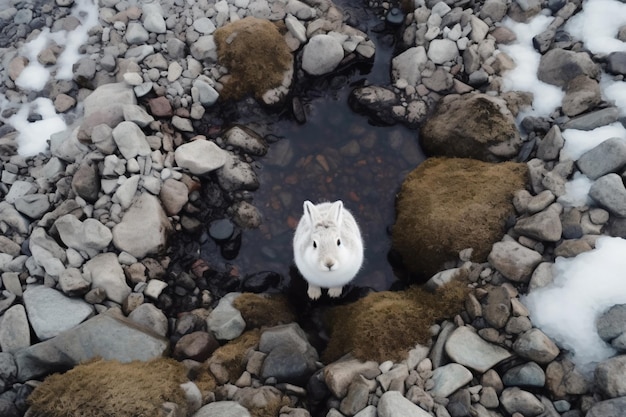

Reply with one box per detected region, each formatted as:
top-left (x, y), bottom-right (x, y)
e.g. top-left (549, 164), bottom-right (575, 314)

top-left (148, 96), bottom-right (173, 117)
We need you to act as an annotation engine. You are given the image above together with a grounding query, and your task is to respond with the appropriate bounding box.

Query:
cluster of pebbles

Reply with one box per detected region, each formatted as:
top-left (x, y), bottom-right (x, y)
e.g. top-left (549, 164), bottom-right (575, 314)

top-left (1, 0), bottom-right (626, 415)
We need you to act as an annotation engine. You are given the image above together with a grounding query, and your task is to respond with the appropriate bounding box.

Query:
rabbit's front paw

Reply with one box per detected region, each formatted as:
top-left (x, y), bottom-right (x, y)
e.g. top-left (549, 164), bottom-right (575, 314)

top-left (328, 286), bottom-right (343, 298)
top-left (307, 285), bottom-right (322, 300)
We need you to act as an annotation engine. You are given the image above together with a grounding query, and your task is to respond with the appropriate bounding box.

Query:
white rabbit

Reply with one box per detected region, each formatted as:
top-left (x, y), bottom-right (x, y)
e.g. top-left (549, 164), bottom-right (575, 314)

top-left (293, 200), bottom-right (364, 300)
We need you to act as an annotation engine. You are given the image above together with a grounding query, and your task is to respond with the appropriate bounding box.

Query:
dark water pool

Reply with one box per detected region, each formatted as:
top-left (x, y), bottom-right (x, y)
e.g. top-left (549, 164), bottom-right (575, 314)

top-left (166, 1), bottom-right (425, 304)
top-left (208, 2), bottom-right (424, 292)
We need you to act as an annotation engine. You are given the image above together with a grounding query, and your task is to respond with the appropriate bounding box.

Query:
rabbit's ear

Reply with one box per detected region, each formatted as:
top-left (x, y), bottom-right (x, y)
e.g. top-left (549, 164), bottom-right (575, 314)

top-left (303, 201), bottom-right (318, 223)
top-left (330, 200), bottom-right (344, 225)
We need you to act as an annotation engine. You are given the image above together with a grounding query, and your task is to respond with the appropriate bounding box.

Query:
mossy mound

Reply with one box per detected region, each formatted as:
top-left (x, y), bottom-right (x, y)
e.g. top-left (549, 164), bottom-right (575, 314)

top-left (233, 293), bottom-right (296, 329)
top-left (27, 358), bottom-right (189, 417)
top-left (215, 17), bottom-right (293, 101)
top-left (392, 157), bottom-right (528, 278)
top-left (323, 280), bottom-right (470, 363)
top-left (420, 93), bottom-right (522, 162)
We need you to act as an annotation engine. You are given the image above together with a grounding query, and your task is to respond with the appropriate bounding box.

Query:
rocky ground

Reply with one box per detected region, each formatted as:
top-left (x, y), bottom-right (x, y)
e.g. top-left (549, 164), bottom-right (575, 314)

top-left (1, 0), bottom-right (626, 416)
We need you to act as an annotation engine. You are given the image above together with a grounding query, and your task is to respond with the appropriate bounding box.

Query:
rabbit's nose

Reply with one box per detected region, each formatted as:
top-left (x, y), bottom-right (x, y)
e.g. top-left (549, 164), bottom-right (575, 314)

top-left (324, 260), bottom-right (335, 270)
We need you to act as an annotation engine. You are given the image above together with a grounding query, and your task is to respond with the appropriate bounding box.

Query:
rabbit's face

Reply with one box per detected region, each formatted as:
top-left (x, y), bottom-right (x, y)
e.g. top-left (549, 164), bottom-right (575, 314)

top-left (310, 224), bottom-right (346, 272)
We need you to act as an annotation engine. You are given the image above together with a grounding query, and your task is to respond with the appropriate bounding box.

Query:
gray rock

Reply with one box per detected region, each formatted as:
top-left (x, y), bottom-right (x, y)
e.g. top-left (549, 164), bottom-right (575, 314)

top-left (514, 204), bottom-right (562, 242)
top-left (0, 202), bottom-right (30, 234)
top-left (190, 35), bottom-right (218, 61)
top-left (172, 115), bottom-right (194, 132)
top-left (59, 267), bottom-right (90, 296)
top-left (563, 107), bottom-right (620, 131)
top-left (114, 175), bottom-right (140, 209)
top-left (91, 124), bottom-right (116, 154)
top-left (378, 390), bottom-right (432, 417)
top-left (0, 291), bottom-right (17, 315)
top-left (224, 126), bottom-right (268, 156)
top-left (193, 17), bottom-right (216, 34)
top-left (595, 355), bottom-right (626, 398)
top-left (125, 22), bottom-right (149, 44)
top-left (83, 253), bottom-right (131, 304)
top-left (14, 194), bottom-right (50, 219)
top-left (597, 304), bottom-right (626, 344)
top-left (230, 201), bottom-right (262, 229)
top-left (174, 139), bottom-right (228, 175)
top-left (206, 292), bottom-right (246, 341)
top-left (302, 34), bottom-right (344, 76)
top-left (480, 0), bottom-right (508, 21)
top-left (191, 401), bottom-right (251, 417)
top-left (428, 363), bottom-right (473, 398)
top-left (500, 387), bottom-right (545, 416)
top-left (192, 78), bottom-right (219, 106)
top-left (123, 104), bottom-right (155, 127)
top-left (128, 302), bottom-right (168, 337)
top-left (427, 39), bottom-right (459, 64)
top-left (14, 313), bottom-right (169, 382)
top-left (445, 326), bottom-right (513, 373)
top-left (488, 241), bottom-right (543, 283)
top-left (339, 377), bottom-right (371, 417)
top-left (537, 125), bottom-right (564, 161)
top-left (112, 121), bottom-right (152, 160)
top-left (23, 285), bottom-right (94, 340)
top-left (502, 362), bottom-right (546, 387)
top-left (607, 51), bottom-right (626, 75)
top-left (4, 180), bottom-right (36, 204)
top-left (576, 137), bottom-right (626, 180)
top-left (216, 154), bottom-right (260, 192)
top-left (142, 2), bottom-right (166, 33)
top-left (513, 328), bottom-right (560, 364)
top-left (0, 352), bottom-right (17, 384)
top-left (80, 83), bottom-right (136, 138)
top-left (586, 397), bottom-right (626, 417)
top-left (29, 227), bottom-right (66, 274)
top-left (55, 214), bottom-right (112, 258)
top-left (562, 75), bottom-right (602, 117)
top-left (422, 67), bottom-right (453, 92)
top-left (537, 48), bottom-right (600, 88)
top-left (259, 322), bottom-right (319, 385)
top-left (0, 304), bottom-right (30, 352)
top-left (112, 193), bottom-right (173, 259)
top-left (376, 363), bottom-right (408, 391)
top-left (589, 173), bottom-right (626, 217)
top-left (324, 357), bottom-right (381, 398)
top-left (392, 46), bottom-right (428, 86)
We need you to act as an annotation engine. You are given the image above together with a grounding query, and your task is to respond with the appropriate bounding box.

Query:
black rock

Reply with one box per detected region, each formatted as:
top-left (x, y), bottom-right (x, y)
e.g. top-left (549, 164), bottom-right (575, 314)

top-left (242, 271), bottom-right (283, 293)
top-left (220, 229), bottom-right (242, 260)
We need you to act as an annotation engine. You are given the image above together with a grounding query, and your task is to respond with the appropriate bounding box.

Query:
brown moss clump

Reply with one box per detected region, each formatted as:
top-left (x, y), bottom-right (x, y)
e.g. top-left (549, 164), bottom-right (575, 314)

top-left (392, 157), bottom-right (528, 278)
top-left (233, 293), bottom-right (296, 329)
top-left (323, 279), bottom-right (470, 363)
top-left (210, 329), bottom-right (261, 382)
top-left (214, 17), bottom-right (293, 101)
top-left (28, 358), bottom-right (189, 417)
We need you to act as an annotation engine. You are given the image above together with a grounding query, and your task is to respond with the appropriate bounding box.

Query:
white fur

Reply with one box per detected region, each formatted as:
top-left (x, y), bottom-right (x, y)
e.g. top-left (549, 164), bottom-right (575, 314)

top-left (293, 200), bottom-right (364, 299)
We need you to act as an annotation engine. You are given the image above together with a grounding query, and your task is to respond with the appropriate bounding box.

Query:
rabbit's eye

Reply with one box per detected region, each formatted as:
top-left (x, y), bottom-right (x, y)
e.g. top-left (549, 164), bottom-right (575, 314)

top-left (337, 238), bottom-right (341, 246)
top-left (313, 241), bottom-right (317, 249)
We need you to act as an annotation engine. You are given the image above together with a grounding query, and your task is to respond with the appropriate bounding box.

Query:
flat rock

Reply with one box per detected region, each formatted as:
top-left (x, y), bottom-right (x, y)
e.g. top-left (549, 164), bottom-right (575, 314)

top-left (537, 48), bottom-right (600, 88)
top-left (576, 137), bottom-right (626, 180)
top-left (586, 397), bottom-right (626, 417)
top-left (488, 240), bottom-right (543, 283)
top-left (55, 214), bottom-right (112, 258)
top-left (192, 401), bottom-right (251, 417)
top-left (378, 391), bottom-right (432, 417)
top-left (445, 326), bottom-right (513, 373)
top-left (14, 313), bottom-right (169, 382)
top-left (23, 285), bottom-right (93, 341)
top-left (112, 193), bottom-right (173, 259)
top-left (112, 121), bottom-right (152, 160)
top-left (428, 363), bottom-right (473, 398)
top-left (502, 362), bottom-right (546, 387)
top-left (513, 204), bottom-right (562, 242)
top-left (174, 139), bottom-right (228, 175)
top-left (82, 253), bottom-right (131, 304)
top-left (0, 304), bottom-right (30, 352)
top-left (324, 357), bottom-right (381, 398)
